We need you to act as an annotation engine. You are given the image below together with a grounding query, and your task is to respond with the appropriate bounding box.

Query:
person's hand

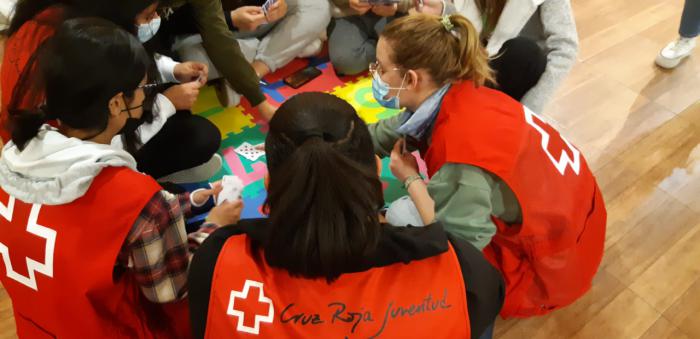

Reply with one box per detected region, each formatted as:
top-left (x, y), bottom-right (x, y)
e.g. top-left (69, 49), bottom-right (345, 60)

top-left (163, 78), bottom-right (205, 110)
top-left (412, 0), bottom-right (443, 15)
top-left (231, 6), bottom-right (267, 32)
top-left (206, 200), bottom-right (244, 226)
top-left (256, 100), bottom-right (277, 121)
top-left (174, 61), bottom-right (209, 83)
top-left (389, 139), bottom-right (420, 182)
top-left (372, 4), bottom-right (398, 17)
top-left (264, 0), bottom-right (288, 23)
top-left (349, 0), bottom-right (372, 15)
top-left (191, 181), bottom-right (223, 206)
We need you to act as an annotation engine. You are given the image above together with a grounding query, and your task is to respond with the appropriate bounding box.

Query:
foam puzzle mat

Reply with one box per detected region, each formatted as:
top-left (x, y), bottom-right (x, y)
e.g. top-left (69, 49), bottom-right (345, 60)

top-left (192, 58), bottom-right (427, 219)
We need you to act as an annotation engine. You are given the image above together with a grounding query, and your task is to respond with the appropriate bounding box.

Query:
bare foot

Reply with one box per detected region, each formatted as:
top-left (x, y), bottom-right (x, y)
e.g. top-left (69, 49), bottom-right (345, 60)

top-left (252, 60), bottom-right (271, 79)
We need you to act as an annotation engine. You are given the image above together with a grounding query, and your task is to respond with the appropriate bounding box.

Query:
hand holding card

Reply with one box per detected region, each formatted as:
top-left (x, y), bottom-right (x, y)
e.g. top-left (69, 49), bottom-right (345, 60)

top-left (262, 0), bottom-right (286, 23)
top-left (217, 175), bottom-right (244, 205)
top-left (262, 0), bottom-right (277, 15)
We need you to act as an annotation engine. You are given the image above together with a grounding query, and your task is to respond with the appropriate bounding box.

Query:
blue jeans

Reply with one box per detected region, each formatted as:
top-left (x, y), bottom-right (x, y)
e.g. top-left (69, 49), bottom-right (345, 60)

top-left (680, 0), bottom-right (700, 38)
top-left (478, 323), bottom-right (495, 339)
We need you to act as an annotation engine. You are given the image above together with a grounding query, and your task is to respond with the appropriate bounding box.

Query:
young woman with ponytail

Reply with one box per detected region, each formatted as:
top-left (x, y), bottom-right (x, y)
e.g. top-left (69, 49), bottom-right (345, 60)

top-left (0, 18), bottom-right (243, 337)
top-left (369, 13), bottom-right (606, 320)
top-left (187, 92), bottom-right (504, 339)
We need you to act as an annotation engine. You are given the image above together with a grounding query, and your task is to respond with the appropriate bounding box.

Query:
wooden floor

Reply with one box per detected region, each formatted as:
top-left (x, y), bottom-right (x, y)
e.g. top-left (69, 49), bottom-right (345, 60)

top-left (2, 0), bottom-right (700, 337)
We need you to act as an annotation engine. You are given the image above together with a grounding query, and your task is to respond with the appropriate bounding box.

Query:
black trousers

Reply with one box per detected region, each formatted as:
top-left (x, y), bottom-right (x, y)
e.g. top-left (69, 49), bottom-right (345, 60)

top-left (135, 111), bottom-right (221, 179)
top-left (488, 37), bottom-right (547, 102)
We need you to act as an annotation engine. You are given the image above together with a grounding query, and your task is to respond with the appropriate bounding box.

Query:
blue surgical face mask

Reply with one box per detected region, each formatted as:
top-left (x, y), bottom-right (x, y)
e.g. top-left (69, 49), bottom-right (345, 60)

top-left (372, 71), bottom-right (407, 110)
top-left (137, 16), bottom-right (161, 42)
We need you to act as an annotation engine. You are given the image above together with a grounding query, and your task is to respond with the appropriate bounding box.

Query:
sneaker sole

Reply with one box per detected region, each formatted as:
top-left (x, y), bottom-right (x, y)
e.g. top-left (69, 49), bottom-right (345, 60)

top-left (655, 54), bottom-right (688, 69)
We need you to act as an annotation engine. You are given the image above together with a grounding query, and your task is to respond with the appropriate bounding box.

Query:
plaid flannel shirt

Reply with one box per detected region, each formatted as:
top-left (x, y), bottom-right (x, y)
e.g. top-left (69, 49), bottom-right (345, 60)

top-left (116, 190), bottom-right (217, 303)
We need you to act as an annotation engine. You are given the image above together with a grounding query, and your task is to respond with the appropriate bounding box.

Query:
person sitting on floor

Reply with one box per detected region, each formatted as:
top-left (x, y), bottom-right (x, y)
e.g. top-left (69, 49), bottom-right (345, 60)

top-left (369, 13), bottom-right (606, 319)
top-left (0, 18), bottom-right (243, 338)
top-left (328, 0), bottom-right (452, 75)
top-left (3, 0), bottom-right (222, 182)
top-left (160, 0), bottom-right (330, 107)
top-left (454, 0), bottom-right (579, 113)
top-left (187, 92), bottom-right (504, 339)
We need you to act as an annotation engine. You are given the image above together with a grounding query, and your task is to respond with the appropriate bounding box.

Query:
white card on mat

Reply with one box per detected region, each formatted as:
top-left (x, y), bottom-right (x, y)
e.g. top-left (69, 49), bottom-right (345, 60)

top-left (235, 142), bottom-right (265, 161)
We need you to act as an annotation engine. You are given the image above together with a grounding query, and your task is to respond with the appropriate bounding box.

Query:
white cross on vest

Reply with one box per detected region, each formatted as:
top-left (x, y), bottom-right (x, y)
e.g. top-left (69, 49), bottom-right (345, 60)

top-left (227, 279), bottom-right (275, 335)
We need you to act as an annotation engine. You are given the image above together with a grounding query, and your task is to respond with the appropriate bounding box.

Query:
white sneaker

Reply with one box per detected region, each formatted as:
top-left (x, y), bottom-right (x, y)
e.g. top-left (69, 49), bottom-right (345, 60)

top-left (655, 37), bottom-right (697, 69)
top-left (158, 154), bottom-right (222, 184)
top-left (297, 38), bottom-right (323, 59)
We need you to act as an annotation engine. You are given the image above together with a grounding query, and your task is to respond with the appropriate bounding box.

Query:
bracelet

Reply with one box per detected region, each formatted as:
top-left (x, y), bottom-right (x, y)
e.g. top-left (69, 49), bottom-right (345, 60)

top-left (403, 174), bottom-right (423, 189)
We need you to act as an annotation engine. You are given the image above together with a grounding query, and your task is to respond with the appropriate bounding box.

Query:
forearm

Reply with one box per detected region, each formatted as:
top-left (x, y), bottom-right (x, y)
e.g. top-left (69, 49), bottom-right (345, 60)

top-left (155, 54), bottom-right (180, 83)
top-left (523, 0), bottom-right (578, 112)
top-left (406, 178), bottom-right (435, 225)
top-left (127, 190), bottom-right (222, 303)
top-left (190, 0), bottom-right (266, 105)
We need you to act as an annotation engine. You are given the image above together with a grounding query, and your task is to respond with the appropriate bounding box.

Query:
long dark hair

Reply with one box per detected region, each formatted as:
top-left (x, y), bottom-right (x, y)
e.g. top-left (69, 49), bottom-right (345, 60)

top-left (9, 17), bottom-right (151, 150)
top-left (7, 0), bottom-right (158, 152)
top-left (263, 92), bottom-right (385, 282)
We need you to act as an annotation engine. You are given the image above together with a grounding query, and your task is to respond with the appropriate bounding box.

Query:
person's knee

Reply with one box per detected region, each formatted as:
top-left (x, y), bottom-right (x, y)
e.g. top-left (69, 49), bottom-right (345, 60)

top-left (491, 37), bottom-right (547, 100)
top-left (188, 116), bottom-right (221, 157)
top-left (284, 0), bottom-right (331, 33)
top-left (330, 51), bottom-right (370, 75)
top-left (329, 39), bottom-right (374, 75)
top-left (499, 37), bottom-right (546, 65)
top-left (291, 0), bottom-right (331, 16)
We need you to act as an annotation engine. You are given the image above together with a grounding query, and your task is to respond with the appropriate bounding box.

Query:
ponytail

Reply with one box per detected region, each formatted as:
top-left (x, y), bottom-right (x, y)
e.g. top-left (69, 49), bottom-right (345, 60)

top-left (381, 13), bottom-right (494, 86)
top-left (8, 109), bottom-right (50, 150)
top-left (447, 14), bottom-right (494, 85)
top-left (7, 38), bottom-right (50, 151)
top-left (263, 92), bottom-right (384, 282)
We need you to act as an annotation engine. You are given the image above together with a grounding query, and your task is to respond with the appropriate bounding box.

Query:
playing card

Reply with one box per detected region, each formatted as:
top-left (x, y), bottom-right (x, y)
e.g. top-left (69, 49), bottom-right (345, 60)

top-left (235, 142), bottom-right (265, 162)
top-left (262, 0), bottom-right (277, 15)
top-left (217, 175), bottom-right (244, 205)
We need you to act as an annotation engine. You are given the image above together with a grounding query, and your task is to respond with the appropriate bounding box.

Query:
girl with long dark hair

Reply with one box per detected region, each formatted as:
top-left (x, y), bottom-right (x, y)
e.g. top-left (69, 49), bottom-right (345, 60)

top-left (0, 18), bottom-right (242, 338)
top-left (187, 92), bottom-right (504, 339)
top-left (2, 0), bottom-right (221, 181)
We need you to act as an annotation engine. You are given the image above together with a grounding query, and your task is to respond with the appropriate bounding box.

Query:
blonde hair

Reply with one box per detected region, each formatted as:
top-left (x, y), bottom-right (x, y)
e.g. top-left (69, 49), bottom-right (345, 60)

top-left (381, 13), bottom-right (494, 87)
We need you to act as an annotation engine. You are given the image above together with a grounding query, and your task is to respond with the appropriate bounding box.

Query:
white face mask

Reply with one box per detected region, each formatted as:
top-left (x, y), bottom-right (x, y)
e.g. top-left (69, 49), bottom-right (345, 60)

top-left (137, 16), bottom-right (161, 42)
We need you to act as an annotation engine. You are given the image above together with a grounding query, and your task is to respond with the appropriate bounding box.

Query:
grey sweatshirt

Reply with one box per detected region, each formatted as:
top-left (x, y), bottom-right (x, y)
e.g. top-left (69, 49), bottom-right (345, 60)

top-left (457, 0), bottom-right (579, 113)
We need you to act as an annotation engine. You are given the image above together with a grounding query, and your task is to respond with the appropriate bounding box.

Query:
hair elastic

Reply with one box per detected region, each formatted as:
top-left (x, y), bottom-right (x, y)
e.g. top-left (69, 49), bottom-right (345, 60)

top-left (441, 15), bottom-right (454, 32)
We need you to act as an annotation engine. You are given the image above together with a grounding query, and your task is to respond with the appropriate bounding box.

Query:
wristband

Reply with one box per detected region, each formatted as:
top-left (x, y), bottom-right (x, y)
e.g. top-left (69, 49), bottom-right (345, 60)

top-left (403, 174), bottom-right (423, 189)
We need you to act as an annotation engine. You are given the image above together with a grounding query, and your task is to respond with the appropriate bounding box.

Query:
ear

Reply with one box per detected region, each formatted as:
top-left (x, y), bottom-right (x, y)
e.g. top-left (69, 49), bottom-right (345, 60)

top-left (406, 70), bottom-right (420, 90)
top-left (108, 92), bottom-right (125, 117)
top-left (375, 155), bottom-right (383, 177)
top-left (264, 173), bottom-right (270, 190)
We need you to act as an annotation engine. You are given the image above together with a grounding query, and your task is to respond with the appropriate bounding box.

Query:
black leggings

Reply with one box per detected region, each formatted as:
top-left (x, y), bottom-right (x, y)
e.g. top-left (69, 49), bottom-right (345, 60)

top-left (489, 37), bottom-right (547, 102)
top-left (135, 111), bottom-right (221, 179)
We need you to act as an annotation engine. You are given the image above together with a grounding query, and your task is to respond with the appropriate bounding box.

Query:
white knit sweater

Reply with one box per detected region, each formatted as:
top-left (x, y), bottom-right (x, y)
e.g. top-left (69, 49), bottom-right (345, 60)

top-left (454, 0), bottom-right (579, 113)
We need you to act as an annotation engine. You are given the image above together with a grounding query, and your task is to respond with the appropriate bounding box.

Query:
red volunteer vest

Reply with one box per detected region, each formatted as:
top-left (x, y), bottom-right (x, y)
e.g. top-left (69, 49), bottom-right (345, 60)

top-left (424, 81), bottom-right (607, 318)
top-left (0, 167), bottom-right (191, 338)
top-left (205, 235), bottom-right (470, 338)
